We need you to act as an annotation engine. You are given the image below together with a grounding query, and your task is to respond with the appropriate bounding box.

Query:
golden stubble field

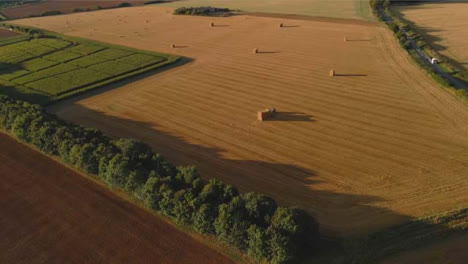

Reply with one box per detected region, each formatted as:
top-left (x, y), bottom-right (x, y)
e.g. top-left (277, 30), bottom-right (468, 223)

top-left (394, 2), bottom-right (468, 70)
top-left (15, 6), bottom-right (468, 236)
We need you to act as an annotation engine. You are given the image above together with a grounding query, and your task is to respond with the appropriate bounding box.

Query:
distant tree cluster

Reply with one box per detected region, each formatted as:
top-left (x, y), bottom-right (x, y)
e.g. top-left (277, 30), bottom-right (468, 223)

top-left (174, 6), bottom-right (233, 17)
top-left (40, 10), bottom-right (62, 17)
top-left (0, 95), bottom-right (318, 264)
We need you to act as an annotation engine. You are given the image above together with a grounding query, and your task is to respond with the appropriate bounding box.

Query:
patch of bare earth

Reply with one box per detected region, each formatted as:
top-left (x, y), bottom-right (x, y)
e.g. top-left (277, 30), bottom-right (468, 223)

top-left (0, 132), bottom-right (234, 264)
top-left (1, 0), bottom-right (145, 19)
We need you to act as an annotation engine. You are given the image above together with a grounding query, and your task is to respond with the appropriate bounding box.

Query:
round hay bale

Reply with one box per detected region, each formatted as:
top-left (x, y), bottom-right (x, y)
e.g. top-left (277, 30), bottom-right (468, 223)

top-left (210, 22), bottom-right (214, 27)
top-left (279, 23), bottom-right (283, 28)
top-left (329, 69), bottom-right (335, 77)
top-left (171, 43), bottom-right (175, 48)
top-left (253, 48), bottom-right (258, 54)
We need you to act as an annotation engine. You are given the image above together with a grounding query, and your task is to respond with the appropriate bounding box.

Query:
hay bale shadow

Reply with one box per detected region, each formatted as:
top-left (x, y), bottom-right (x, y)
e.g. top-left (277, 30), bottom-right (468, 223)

top-left (267, 111), bottom-right (315, 122)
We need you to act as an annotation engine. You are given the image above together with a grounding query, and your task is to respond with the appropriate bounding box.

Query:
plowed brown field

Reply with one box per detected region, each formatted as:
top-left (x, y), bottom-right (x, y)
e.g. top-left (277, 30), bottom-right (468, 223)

top-left (0, 28), bottom-right (21, 38)
top-left (0, 132), bottom-right (234, 264)
top-left (14, 6), bottom-right (468, 236)
top-left (394, 2), bottom-right (468, 70)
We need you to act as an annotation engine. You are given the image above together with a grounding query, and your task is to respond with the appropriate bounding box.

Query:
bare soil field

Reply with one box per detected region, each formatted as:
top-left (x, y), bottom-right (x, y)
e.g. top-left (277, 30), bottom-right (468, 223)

top-left (1, 0), bottom-right (145, 19)
top-left (15, 6), bottom-right (468, 236)
top-left (0, 132), bottom-right (234, 264)
top-left (0, 28), bottom-right (21, 38)
top-left (383, 234), bottom-right (468, 264)
top-left (394, 2), bottom-right (468, 70)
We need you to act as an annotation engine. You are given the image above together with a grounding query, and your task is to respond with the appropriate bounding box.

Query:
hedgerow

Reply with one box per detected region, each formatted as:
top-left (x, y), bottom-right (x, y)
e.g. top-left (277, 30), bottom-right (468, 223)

top-left (0, 95), bottom-right (319, 263)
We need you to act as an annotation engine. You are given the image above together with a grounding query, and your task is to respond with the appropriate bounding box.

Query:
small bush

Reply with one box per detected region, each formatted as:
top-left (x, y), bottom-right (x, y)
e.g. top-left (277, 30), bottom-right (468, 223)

top-left (118, 2), bottom-right (132, 8)
top-left (41, 10), bottom-right (62, 17)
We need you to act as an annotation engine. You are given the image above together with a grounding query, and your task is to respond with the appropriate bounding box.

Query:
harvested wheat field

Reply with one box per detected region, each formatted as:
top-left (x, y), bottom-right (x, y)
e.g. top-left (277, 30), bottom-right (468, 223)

top-left (0, 132), bottom-right (234, 264)
top-left (15, 6), bottom-right (468, 236)
top-left (394, 2), bottom-right (468, 70)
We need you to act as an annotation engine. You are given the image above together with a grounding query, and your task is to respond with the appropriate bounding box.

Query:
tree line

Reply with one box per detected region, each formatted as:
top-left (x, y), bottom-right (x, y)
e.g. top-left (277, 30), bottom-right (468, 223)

top-left (0, 95), bottom-right (319, 263)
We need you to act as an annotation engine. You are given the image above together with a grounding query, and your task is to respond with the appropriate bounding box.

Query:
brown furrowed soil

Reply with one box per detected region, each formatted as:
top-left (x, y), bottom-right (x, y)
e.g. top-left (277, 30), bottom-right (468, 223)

top-left (14, 6), bottom-right (468, 237)
top-left (382, 234), bottom-right (468, 264)
top-left (0, 28), bottom-right (21, 38)
top-left (394, 2), bottom-right (468, 70)
top-left (1, 0), bottom-right (145, 19)
top-left (0, 132), bottom-right (234, 264)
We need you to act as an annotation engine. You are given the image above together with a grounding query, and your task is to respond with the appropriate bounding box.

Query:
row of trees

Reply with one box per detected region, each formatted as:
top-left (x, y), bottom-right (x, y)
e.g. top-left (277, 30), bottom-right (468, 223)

top-left (174, 7), bottom-right (233, 17)
top-left (0, 95), bottom-right (318, 263)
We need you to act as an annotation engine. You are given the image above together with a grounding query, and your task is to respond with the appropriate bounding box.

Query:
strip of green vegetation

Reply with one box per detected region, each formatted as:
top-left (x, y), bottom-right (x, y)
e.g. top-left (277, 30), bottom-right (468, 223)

top-left (42, 50), bottom-right (83, 62)
top-left (343, 208), bottom-right (468, 263)
top-left (26, 68), bottom-right (111, 96)
top-left (21, 58), bottom-right (58, 71)
top-left (0, 95), bottom-right (319, 264)
top-left (0, 24), bottom-right (179, 105)
top-left (88, 60), bottom-right (139, 76)
top-left (174, 6), bottom-right (233, 17)
top-left (93, 48), bottom-right (134, 59)
top-left (116, 53), bottom-right (165, 67)
top-left (68, 55), bottom-right (109, 67)
top-left (67, 44), bottom-right (105, 55)
top-left (13, 63), bottom-right (78, 85)
top-left (0, 34), bottom-right (30, 46)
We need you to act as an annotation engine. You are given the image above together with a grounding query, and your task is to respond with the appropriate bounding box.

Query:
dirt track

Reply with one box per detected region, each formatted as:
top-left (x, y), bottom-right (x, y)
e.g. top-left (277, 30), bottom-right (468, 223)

top-left (15, 6), bottom-right (468, 236)
top-left (0, 132), bottom-right (234, 264)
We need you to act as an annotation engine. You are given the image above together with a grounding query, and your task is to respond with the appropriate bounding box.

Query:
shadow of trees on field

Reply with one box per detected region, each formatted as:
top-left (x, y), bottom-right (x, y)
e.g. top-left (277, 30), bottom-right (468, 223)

top-left (266, 111), bottom-right (315, 122)
top-left (45, 56), bottom-right (467, 263)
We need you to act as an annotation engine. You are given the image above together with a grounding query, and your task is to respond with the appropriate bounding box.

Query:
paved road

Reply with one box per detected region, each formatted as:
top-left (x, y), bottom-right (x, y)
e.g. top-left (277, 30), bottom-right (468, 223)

top-left (378, 8), bottom-right (467, 90)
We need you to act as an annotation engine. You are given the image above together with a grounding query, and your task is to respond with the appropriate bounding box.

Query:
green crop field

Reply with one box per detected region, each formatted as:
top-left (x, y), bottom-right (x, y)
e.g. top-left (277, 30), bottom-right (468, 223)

top-left (0, 27), bottom-right (179, 104)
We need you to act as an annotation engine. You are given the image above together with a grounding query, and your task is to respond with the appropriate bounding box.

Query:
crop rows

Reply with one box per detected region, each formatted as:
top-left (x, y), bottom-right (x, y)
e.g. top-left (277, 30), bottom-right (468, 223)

top-left (0, 33), bottom-right (171, 102)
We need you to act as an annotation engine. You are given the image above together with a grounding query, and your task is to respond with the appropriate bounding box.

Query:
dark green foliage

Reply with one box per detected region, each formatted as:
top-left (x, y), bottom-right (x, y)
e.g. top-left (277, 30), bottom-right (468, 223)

top-left (118, 2), bottom-right (132, 7)
top-left (247, 225), bottom-right (270, 262)
top-left (215, 196), bottom-right (249, 249)
top-left (174, 6), bottom-right (232, 17)
top-left (0, 95), bottom-right (318, 264)
top-left (41, 10), bottom-right (62, 17)
top-left (193, 203), bottom-right (217, 234)
top-left (244, 192), bottom-right (277, 227)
